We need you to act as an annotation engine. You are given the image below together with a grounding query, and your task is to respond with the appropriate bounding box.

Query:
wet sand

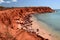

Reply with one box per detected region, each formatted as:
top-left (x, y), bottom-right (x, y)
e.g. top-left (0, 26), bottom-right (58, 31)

top-left (30, 15), bottom-right (52, 40)
top-left (31, 15), bottom-right (60, 40)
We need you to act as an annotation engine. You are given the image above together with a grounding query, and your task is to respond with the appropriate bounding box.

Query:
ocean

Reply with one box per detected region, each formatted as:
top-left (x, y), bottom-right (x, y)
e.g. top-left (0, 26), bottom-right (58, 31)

top-left (33, 9), bottom-right (60, 40)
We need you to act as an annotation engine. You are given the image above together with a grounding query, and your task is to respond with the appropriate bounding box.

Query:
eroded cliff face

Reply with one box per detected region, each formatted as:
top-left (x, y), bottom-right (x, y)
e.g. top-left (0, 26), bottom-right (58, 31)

top-left (0, 7), bottom-right (54, 40)
top-left (0, 7), bottom-right (54, 12)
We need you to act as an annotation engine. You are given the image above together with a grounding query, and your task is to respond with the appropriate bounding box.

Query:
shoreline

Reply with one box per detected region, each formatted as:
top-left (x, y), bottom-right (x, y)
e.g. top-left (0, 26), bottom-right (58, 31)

top-left (31, 15), bottom-right (52, 40)
top-left (31, 15), bottom-right (60, 40)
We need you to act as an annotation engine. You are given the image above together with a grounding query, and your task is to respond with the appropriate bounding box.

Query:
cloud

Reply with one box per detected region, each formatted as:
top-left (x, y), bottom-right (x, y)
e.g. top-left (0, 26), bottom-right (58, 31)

top-left (0, 0), bottom-right (5, 3)
top-left (6, 1), bottom-right (11, 3)
top-left (0, 0), bottom-right (17, 4)
top-left (12, 0), bottom-right (17, 2)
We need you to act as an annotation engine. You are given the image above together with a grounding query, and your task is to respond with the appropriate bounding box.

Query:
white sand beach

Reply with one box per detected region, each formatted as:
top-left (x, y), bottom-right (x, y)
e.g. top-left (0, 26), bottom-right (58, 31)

top-left (30, 15), bottom-right (52, 40)
top-left (30, 15), bottom-right (60, 40)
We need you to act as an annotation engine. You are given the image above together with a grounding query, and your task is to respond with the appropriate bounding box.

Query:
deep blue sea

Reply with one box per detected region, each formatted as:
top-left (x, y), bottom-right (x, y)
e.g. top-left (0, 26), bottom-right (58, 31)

top-left (34, 9), bottom-right (60, 40)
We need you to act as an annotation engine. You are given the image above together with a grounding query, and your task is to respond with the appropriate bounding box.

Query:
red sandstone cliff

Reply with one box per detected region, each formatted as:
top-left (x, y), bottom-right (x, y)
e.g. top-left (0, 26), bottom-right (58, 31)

top-left (0, 7), bottom-right (54, 40)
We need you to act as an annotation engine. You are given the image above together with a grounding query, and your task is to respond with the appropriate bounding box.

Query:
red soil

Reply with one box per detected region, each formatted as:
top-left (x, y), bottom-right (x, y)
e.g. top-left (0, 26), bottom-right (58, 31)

top-left (0, 7), bottom-right (54, 40)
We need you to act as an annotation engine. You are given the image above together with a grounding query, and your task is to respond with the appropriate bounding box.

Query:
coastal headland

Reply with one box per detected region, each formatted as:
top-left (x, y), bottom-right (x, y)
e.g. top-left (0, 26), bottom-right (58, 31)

top-left (0, 6), bottom-right (54, 40)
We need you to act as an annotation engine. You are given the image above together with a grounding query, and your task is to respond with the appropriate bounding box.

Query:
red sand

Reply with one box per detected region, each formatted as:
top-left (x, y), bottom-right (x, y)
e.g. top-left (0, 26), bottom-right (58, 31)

top-left (0, 7), bottom-right (54, 40)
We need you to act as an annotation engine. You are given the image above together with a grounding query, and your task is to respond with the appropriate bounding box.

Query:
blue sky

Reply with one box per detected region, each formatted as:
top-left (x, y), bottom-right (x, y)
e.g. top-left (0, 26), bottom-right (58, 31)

top-left (0, 0), bottom-right (60, 9)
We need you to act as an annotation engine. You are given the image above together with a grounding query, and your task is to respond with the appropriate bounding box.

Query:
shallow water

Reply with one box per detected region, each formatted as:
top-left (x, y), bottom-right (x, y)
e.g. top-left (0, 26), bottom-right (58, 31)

top-left (33, 10), bottom-right (60, 40)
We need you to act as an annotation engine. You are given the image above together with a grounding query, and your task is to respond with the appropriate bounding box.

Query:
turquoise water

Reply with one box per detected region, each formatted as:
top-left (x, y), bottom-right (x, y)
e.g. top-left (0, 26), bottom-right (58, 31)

top-left (34, 10), bottom-right (60, 32)
top-left (34, 10), bottom-right (60, 40)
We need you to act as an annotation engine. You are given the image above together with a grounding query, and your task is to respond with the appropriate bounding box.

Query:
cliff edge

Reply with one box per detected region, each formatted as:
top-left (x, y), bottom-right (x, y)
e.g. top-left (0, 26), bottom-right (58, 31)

top-left (0, 7), bottom-right (54, 40)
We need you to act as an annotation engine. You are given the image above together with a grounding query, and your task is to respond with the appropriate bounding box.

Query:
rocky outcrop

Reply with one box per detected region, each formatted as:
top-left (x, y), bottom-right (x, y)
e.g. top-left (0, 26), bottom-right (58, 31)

top-left (0, 7), bottom-right (54, 12)
top-left (0, 7), bottom-right (54, 40)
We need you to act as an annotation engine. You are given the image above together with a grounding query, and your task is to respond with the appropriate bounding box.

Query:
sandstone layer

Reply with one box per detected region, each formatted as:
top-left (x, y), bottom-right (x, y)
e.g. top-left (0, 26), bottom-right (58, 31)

top-left (0, 7), bottom-right (54, 40)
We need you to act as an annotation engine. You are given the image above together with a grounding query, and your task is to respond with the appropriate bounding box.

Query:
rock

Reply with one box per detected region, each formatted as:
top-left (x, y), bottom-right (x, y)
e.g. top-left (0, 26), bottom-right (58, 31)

top-left (0, 6), bottom-right (54, 40)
